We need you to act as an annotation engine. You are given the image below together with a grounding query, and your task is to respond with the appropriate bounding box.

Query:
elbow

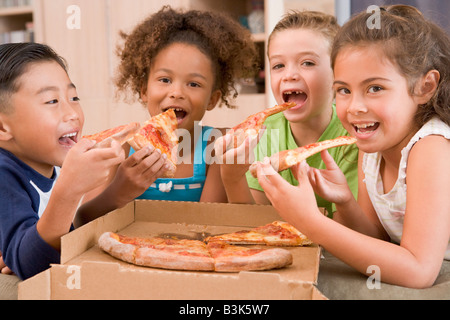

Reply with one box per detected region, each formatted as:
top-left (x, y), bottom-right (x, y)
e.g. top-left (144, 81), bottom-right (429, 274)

top-left (394, 266), bottom-right (440, 289)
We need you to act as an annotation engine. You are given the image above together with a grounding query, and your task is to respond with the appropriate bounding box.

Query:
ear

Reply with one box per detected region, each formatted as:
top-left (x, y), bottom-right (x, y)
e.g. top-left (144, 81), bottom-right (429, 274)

top-left (206, 90), bottom-right (222, 111)
top-left (415, 70), bottom-right (440, 105)
top-left (0, 115), bottom-right (13, 141)
top-left (140, 84), bottom-right (149, 103)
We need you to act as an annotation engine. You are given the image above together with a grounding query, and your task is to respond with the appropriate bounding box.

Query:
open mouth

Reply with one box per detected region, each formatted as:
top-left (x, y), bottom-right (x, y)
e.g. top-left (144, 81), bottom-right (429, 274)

top-left (353, 122), bottom-right (380, 134)
top-left (283, 90), bottom-right (308, 105)
top-left (164, 107), bottom-right (187, 123)
top-left (59, 132), bottom-right (78, 147)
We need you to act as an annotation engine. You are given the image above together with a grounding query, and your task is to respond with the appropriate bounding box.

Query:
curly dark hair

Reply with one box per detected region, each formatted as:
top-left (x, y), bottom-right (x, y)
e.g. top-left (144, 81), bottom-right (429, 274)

top-left (115, 6), bottom-right (259, 108)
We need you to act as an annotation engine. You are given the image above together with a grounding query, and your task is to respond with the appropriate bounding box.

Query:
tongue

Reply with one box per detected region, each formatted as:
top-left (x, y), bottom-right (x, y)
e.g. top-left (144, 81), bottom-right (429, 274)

top-left (59, 137), bottom-right (76, 147)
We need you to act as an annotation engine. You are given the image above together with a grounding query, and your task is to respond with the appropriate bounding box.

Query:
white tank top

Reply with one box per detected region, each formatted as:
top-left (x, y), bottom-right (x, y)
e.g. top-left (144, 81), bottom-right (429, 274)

top-left (362, 118), bottom-right (450, 260)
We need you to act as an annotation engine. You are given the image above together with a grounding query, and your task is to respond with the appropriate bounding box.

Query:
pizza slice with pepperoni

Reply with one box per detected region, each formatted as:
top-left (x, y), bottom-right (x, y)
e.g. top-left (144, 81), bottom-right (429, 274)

top-left (227, 102), bottom-right (296, 149)
top-left (128, 109), bottom-right (179, 177)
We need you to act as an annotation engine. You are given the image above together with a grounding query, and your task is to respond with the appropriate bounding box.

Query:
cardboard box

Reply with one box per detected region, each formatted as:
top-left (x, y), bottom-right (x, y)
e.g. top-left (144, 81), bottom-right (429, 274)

top-left (19, 200), bottom-right (326, 300)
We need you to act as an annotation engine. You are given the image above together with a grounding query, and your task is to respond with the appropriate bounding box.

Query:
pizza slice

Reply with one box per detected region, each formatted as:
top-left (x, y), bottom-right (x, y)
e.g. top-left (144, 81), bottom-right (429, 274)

top-left (205, 221), bottom-right (312, 247)
top-left (227, 102), bottom-right (296, 150)
top-left (249, 135), bottom-right (357, 177)
top-left (98, 232), bottom-right (215, 271)
top-left (128, 109), bottom-right (179, 178)
top-left (207, 241), bottom-right (293, 272)
top-left (83, 122), bottom-right (140, 148)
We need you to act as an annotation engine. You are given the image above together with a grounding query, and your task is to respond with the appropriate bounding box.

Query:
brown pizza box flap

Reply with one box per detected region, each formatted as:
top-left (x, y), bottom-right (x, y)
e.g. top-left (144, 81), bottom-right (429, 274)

top-left (19, 200), bottom-right (326, 300)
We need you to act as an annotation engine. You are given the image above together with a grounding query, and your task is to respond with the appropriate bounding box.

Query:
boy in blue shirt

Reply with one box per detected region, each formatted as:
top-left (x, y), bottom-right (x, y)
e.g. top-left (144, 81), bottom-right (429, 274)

top-left (0, 43), bottom-right (126, 280)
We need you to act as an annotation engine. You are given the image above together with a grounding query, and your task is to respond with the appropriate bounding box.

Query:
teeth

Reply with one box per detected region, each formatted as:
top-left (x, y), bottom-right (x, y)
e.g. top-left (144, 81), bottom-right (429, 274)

top-left (354, 123), bottom-right (375, 129)
top-left (284, 91), bottom-right (303, 95)
top-left (167, 107), bottom-right (184, 112)
top-left (63, 132), bottom-right (77, 138)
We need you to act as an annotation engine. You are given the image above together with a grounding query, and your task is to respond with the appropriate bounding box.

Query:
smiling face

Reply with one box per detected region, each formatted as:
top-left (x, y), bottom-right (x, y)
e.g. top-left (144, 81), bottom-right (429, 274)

top-left (141, 43), bottom-right (221, 134)
top-left (268, 28), bottom-right (334, 124)
top-left (0, 61), bottom-right (83, 177)
top-left (333, 45), bottom-right (421, 154)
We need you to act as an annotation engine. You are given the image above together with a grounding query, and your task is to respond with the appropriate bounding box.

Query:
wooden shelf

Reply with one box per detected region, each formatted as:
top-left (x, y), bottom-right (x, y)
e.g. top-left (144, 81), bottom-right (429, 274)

top-left (0, 5), bottom-right (33, 17)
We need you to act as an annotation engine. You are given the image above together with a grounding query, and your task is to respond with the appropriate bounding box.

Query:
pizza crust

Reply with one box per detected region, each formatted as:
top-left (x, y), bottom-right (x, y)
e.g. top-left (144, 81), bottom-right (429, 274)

top-left (213, 248), bottom-right (293, 272)
top-left (98, 232), bottom-right (136, 264)
top-left (84, 122), bottom-right (140, 149)
top-left (134, 247), bottom-right (214, 271)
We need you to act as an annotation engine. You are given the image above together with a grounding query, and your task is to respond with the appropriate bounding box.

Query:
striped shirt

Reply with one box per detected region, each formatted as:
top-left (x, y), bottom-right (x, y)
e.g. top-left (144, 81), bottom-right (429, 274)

top-left (362, 118), bottom-right (450, 260)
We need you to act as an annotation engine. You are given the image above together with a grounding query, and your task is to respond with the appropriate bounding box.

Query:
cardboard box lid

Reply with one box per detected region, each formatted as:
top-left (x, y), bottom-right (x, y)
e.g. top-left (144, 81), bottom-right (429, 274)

top-left (19, 200), bottom-right (325, 300)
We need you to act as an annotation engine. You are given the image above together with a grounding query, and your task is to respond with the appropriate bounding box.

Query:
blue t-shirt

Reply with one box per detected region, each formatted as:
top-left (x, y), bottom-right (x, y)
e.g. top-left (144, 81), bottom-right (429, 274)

top-left (0, 148), bottom-right (62, 280)
top-left (131, 126), bottom-right (213, 202)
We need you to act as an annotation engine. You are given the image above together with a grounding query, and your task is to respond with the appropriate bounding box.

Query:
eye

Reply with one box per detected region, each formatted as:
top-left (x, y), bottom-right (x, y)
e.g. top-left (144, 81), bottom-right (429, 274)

top-left (159, 77), bottom-right (171, 84)
top-left (301, 61), bottom-right (315, 67)
top-left (368, 86), bottom-right (383, 94)
top-left (70, 96), bottom-right (81, 102)
top-left (46, 99), bottom-right (58, 105)
top-left (336, 87), bottom-right (351, 95)
top-left (272, 63), bottom-right (284, 70)
top-left (188, 82), bottom-right (201, 88)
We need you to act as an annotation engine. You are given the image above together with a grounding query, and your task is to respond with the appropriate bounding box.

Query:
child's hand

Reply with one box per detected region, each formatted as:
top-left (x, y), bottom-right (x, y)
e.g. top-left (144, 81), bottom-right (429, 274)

top-left (297, 150), bottom-right (354, 205)
top-left (215, 130), bottom-right (261, 182)
top-left (0, 252), bottom-right (14, 275)
top-left (107, 146), bottom-right (169, 205)
top-left (59, 138), bottom-right (126, 198)
top-left (256, 159), bottom-right (322, 227)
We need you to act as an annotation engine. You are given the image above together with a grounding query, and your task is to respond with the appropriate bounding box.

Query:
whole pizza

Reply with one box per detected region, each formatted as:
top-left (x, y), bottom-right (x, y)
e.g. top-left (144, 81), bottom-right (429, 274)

top-left (98, 221), bottom-right (311, 272)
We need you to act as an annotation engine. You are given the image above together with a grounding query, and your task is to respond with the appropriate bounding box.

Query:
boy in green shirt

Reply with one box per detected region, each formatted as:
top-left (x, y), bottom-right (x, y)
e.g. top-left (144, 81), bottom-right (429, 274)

top-left (246, 106), bottom-right (358, 214)
top-left (217, 11), bottom-right (358, 215)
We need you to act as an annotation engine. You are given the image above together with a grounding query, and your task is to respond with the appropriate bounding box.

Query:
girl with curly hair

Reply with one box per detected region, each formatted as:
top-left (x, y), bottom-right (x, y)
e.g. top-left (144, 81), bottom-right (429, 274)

top-left (76, 6), bottom-right (258, 220)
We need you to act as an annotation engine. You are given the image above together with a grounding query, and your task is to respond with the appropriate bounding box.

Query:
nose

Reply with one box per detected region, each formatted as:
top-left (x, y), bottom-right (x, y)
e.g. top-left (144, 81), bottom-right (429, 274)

top-left (169, 82), bottom-right (185, 100)
top-left (282, 65), bottom-right (300, 82)
top-left (346, 93), bottom-right (368, 115)
top-left (61, 100), bottom-right (80, 122)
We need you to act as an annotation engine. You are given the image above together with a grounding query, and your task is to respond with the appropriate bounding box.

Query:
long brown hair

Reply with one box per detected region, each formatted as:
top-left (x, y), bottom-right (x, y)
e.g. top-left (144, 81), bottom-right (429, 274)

top-left (331, 5), bottom-right (450, 127)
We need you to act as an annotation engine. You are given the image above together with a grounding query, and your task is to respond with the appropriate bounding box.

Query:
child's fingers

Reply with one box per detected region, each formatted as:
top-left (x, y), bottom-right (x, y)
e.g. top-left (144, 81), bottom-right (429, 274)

top-left (256, 160), bottom-right (284, 189)
top-left (75, 138), bottom-right (97, 152)
top-left (291, 160), bottom-right (311, 180)
top-left (125, 146), bottom-right (154, 167)
top-left (214, 134), bottom-right (232, 162)
top-left (320, 150), bottom-right (338, 170)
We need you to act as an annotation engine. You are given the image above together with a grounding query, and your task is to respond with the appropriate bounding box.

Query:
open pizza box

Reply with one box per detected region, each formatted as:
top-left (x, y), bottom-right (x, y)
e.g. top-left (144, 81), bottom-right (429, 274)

top-left (18, 200), bottom-right (327, 300)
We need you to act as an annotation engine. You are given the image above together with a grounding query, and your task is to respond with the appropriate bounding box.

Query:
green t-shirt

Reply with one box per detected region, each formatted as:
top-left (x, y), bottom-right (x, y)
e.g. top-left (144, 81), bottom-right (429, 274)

top-left (246, 105), bottom-right (359, 215)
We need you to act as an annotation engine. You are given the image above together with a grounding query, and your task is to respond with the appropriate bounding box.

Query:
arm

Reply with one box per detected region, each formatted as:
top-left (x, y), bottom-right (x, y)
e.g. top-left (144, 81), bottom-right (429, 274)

top-left (1, 139), bottom-right (124, 279)
top-left (215, 133), bottom-right (260, 204)
top-left (256, 135), bottom-right (450, 288)
top-left (75, 146), bottom-right (169, 227)
top-left (305, 150), bottom-right (388, 239)
top-left (200, 162), bottom-right (228, 203)
top-left (37, 139), bottom-right (125, 249)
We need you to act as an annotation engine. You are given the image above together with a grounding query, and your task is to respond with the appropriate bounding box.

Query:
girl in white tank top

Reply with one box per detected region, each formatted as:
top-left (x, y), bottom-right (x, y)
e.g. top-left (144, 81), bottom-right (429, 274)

top-left (253, 5), bottom-right (450, 288)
